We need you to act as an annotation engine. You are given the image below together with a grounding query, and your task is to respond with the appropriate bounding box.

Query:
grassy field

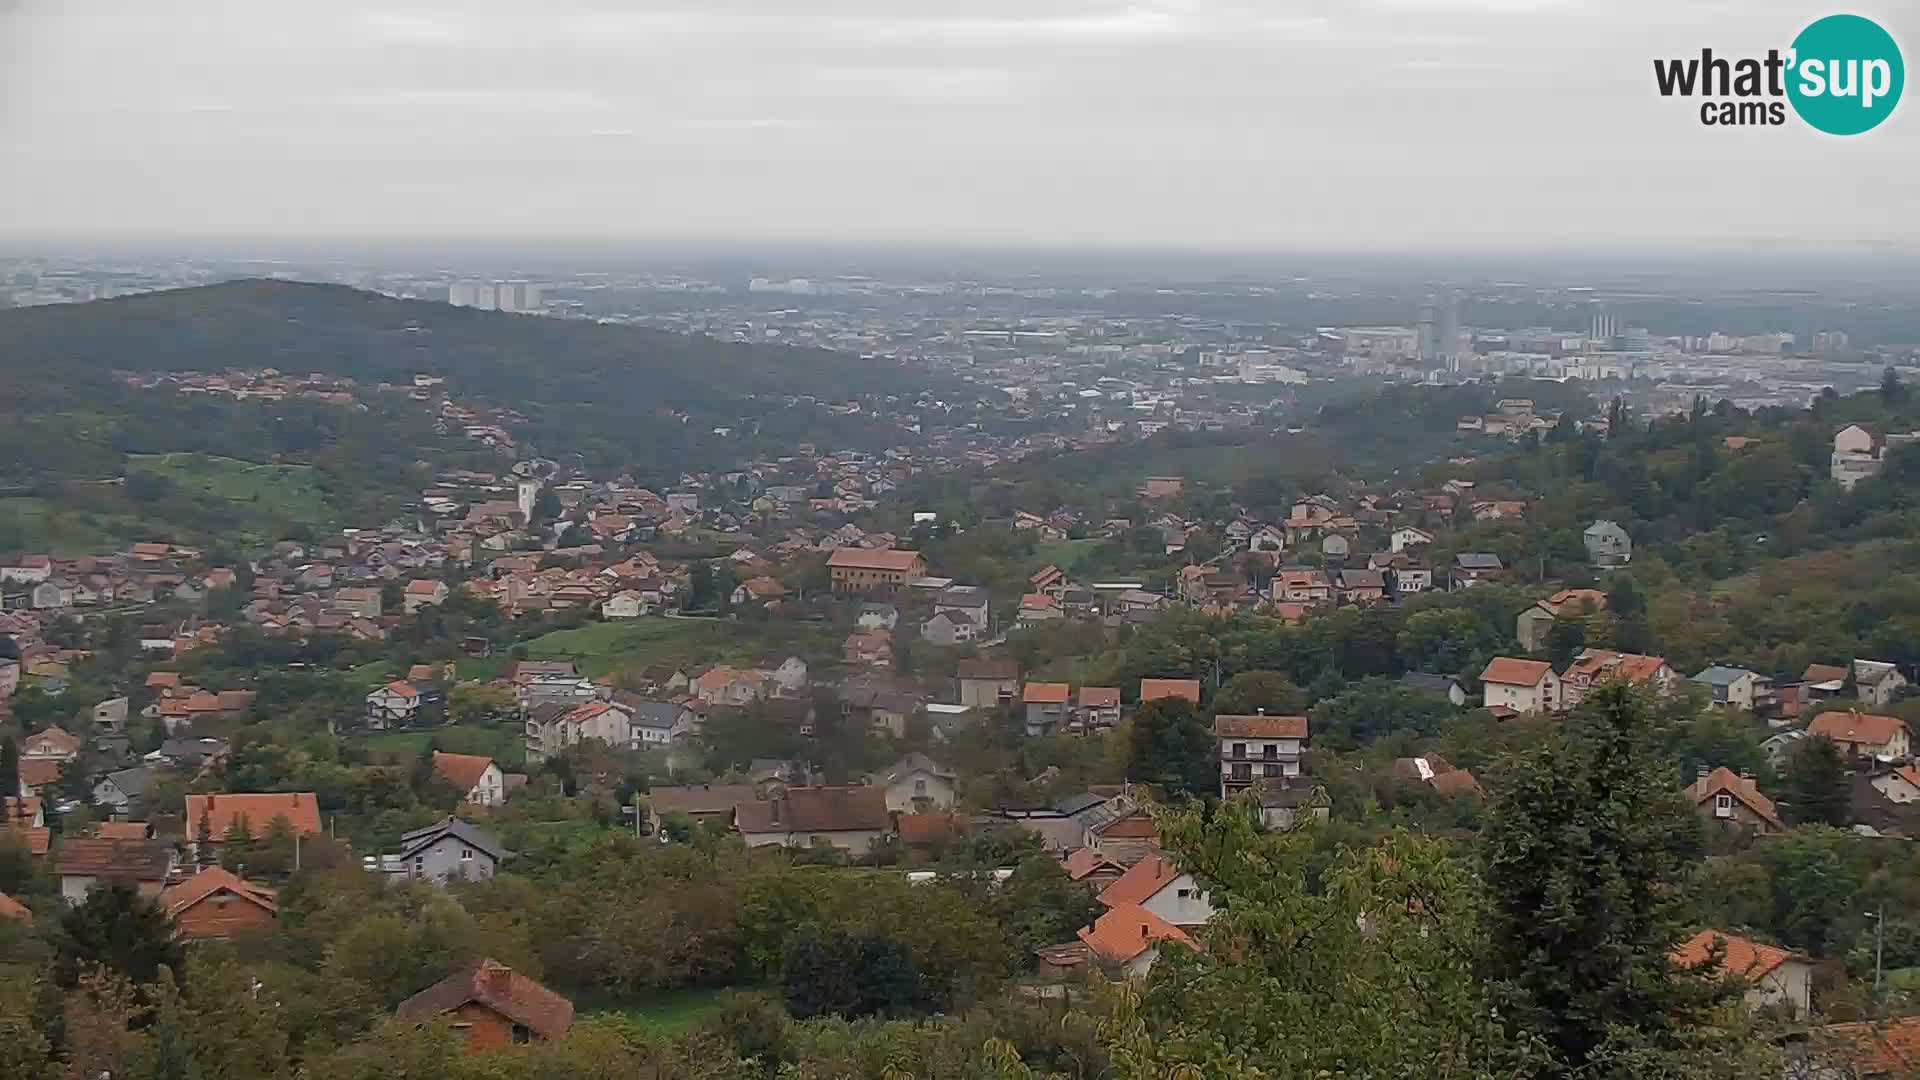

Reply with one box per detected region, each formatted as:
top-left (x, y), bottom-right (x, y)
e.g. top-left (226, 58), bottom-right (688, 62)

top-left (0, 496), bottom-right (120, 555)
top-left (512, 617), bottom-right (828, 679)
top-left (1035, 538), bottom-right (1103, 572)
top-left (580, 987), bottom-right (735, 1033)
top-left (126, 452), bottom-right (335, 528)
top-left (355, 725), bottom-right (525, 766)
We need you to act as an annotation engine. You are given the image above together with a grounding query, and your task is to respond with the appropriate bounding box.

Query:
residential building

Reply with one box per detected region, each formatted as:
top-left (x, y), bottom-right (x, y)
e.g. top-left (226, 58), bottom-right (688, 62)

top-left (1560, 649), bottom-right (1675, 708)
top-left (1390, 526), bottom-right (1434, 552)
top-left (55, 838), bottom-right (173, 906)
top-left (160, 866), bottom-right (278, 941)
top-left (1853, 659), bottom-right (1909, 708)
top-left (1399, 672), bottom-right (1468, 706)
top-left (623, 699), bottom-right (695, 747)
top-left (403, 578), bottom-right (449, 613)
top-left (956, 658), bottom-right (1018, 708)
top-left (1682, 766), bottom-right (1786, 835)
top-left (692, 665), bottom-right (767, 706)
top-left (92, 767), bottom-right (152, 814)
top-left (878, 752), bottom-right (956, 813)
top-left (1871, 765), bottom-right (1920, 805)
top-left (1479, 657), bottom-right (1561, 715)
top-left (1583, 519), bottom-right (1633, 567)
top-left (826, 547), bottom-right (927, 593)
top-left (1077, 686), bottom-right (1122, 730)
top-left (432, 752), bottom-right (505, 807)
top-left (1451, 553), bottom-right (1505, 588)
top-left (1672, 930), bottom-right (1812, 1017)
top-left (1335, 568), bottom-right (1387, 606)
top-left (933, 585), bottom-right (990, 631)
top-left (646, 784), bottom-right (758, 828)
top-left (734, 785), bottom-right (892, 853)
top-left (1098, 853), bottom-right (1213, 928)
top-left (21, 726), bottom-right (80, 762)
top-left (1692, 666), bottom-right (1776, 712)
top-left (365, 681), bottom-right (422, 729)
top-left (184, 792), bottom-right (322, 857)
top-left (1807, 710), bottom-right (1911, 761)
top-left (1139, 678), bottom-right (1201, 705)
top-left (1023, 681), bottom-right (1071, 736)
top-left (385, 817), bottom-right (512, 885)
top-left (1514, 588), bottom-right (1608, 653)
top-left (1213, 713), bottom-right (1308, 795)
top-left (920, 610), bottom-right (976, 646)
top-left (1076, 903), bottom-right (1194, 977)
top-left (523, 700), bottom-right (632, 763)
top-left (395, 959), bottom-right (573, 1051)
top-left (1392, 753), bottom-right (1483, 797)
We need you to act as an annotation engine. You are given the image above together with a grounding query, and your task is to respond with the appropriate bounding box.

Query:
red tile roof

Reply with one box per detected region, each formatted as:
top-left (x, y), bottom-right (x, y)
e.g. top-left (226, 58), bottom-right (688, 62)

top-left (1671, 929), bottom-right (1803, 982)
top-left (185, 792), bottom-right (323, 839)
top-left (1684, 767), bottom-right (1784, 830)
top-left (2, 826), bottom-right (49, 856)
top-left (1565, 649), bottom-right (1670, 686)
top-left (1213, 714), bottom-right (1308, 740)
top-left (1062, 847), bottom-right (1127, 881)
top-left (1022, 681), bottom-right (1071, 704)
top-left (22, 726), bottom-right (80, 757)
top-left (1098, 854), bottom-right (1183, 908)
top-left (1809, 710), bottom-right (1908, 750)
top-left (1078, 687), bottom-right (1121, 708)
top-left (432, 752), bottom-right (497, 795)
top-left (897, 812), bottom-right (967, 845)
top-left (734, 785), bottom-right (891, 835)
top-left (18, 759), bottom-right (62, 788)
top-left (1078, 902), bottom-right (1195, 965)
top-left (1814, 1015), bottom-right (1920, 1075)
top-left (160, 866), bottom-right (278, 922)
top-left (1139, 678), bottom-right (1201, 703)
top-left (826, 547), bottom-right (925, 572)
top-left (54, 838), bottom-right (172, 881)
top-left (0, 891), bottom-right (30, 923)
top-left (1480, 657), bottom-right (1554, 687)
top-left (395, 959), bottom-right (574, 1041)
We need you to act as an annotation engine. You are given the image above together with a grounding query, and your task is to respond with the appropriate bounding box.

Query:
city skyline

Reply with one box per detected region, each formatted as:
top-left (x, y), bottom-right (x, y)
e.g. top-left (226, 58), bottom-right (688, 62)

top-left (2, 0), bottom-right (1916, 255)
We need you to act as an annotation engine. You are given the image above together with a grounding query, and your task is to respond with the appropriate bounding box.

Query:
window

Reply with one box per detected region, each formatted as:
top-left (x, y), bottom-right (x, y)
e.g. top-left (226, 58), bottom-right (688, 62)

top-left (461, 847), bottom-right (473, 861)
top-left (511, 1024), bottom-right (531, 1045)
top-left (1263, 744), bottom-right (1278, 759)
top-left (1176, 888), bottom-right (1191, 899)
top-left (914, 779), bottom-right (927, 796)
top-left (1713, 793), bottom-right (1733, 818)
top-left (413, 856), bottom-right (424, 873)
top-left (1263, 764), bottom-right (1281, 777)
top-left (1231, 742), bottom-right (1246, 758)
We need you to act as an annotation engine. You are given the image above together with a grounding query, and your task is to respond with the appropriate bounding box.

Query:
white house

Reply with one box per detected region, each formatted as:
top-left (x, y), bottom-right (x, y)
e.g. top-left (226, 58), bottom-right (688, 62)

top-left (1871, 765), bottom-right (1920, 804)
top-left (402, 579), bottom-right (449, 614)
top-left (734, 786), bottom-right (892, 853)
top-left (0, 554), bottom-right (52, 583)
top-left (1853, 659), bottom-right (1909, 708)
top-left (1213, 713), bottom-right (1307, 796)
top-left (1673, 930), bottom-right (1813, 1018)
top-left (1692, 666), bottom-right (1774, 712)
top-left (1390, 526), bottom-right (1434, 553)
top-left (1583, 519), bottom-right (1633, 567)
top-left (1480, 657), bottom-right (1561, 715)
top-left (1098, 854), bottom-right (1215, 928)
top-left (879, 752), bottom-right (956, 813)
top-left (768, 656), bottom-right (809, 695)
top-left (432, 751), bottom-right (506, 807)
top-left (623, 700), bottom-right (695, 747)
top-left (524, 699), bottom-right (633, 762)
top-left (602, 591), bottom-right (650, 619)
top-left (365, 681), bottom-right (422, 730)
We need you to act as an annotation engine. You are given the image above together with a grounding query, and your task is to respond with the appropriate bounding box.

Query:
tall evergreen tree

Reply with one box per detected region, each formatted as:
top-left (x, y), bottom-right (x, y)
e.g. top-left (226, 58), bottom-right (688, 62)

top-left (1784, 735), bottom-right (1850, 827)
top-left (1482, 684), bottom-right (1765, 1074)
top-left (55, 883), bottom-right (184, 988)
top-left (1126, 696), bottom-right (1216, 800)
top-left (0, 736), bottom-right (18, 802)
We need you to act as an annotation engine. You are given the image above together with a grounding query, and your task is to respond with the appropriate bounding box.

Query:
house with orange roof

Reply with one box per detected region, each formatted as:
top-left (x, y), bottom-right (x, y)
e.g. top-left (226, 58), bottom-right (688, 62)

top-left (1515, 588), bottom-right (1608, 652)
top-left (1077, 687), bottom-right (1121, 731)
top-left (1561, 649), bottom-right (1676, 708)
top-left (21, 725), bottom-right (80, 762)
top-left (184, 792), bottom-right (322, 858)
top-left (1682, 766), bottom-right (1785, 835)
top-left (1099, 853), bottom-right (1213, 928)
top-left (161, 866), bottom-right (278, 942)
top-left (1139, 678), bottom-right (1201, 705)
top-left (1213, 713), bottom-right (1309, 794)
top-left (403, 578), bottom-right (449, 614)
top-left (825, 547), bottom-right (927, 594)
top-left (1077, 903), bottom-right (1195, 977)
top-left (1871, 764), bottom-right (1920, 805)
top-left (1022, 681), bottom-right (1071, 735)
top-left (1808, 709), bottom-right (1911, 761)
top-left (1062, 847), bottom-right (1129, 888)
top-left (433, 751), bottom-right (505, 807)
top-left (1479, 657), bottom-right (1561, 715)
top-left (366, 680), bottom-right (421, 729)
top-left (692, 665), bottom-right (767, 707)
top-left (395, 959), bottom-right (574, 1052)
top-left (1805, 1014), bottom-right (1920, 1076)
top-left (0, 891), bottom-right (31, 923)
top-left (1672, 930), bottom-right (1812, 1017)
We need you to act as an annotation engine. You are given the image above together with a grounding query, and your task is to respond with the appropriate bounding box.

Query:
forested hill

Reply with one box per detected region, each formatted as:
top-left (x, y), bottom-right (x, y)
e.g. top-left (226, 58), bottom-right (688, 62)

top-left (0, 279), bottom-right (941, 470)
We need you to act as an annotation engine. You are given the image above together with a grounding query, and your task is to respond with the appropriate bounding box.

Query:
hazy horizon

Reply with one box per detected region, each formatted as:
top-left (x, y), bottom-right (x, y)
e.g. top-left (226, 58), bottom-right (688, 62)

top-left (4, 0), bottom-right (1916, 255)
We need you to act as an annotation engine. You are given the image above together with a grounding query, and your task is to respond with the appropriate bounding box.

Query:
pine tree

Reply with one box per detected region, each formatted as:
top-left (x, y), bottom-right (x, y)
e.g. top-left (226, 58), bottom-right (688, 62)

top-left (1785, 735), bottom-right (1850, 827)
top-left (1482, 684), bottom-right (1762, 1073)
top-left (0, 737), bottom-right (18, 802)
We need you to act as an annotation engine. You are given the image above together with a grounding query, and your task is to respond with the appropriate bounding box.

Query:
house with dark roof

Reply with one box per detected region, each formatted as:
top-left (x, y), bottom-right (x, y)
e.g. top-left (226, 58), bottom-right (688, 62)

top-left (1399, 672), bottom-right (1468, 706)
top-left (956, 657), bottom-right (1019, 707)
top-left (734, 785), bottom-right (892, 853)
top-left (92, 766), bottom-right (153, 813)
top-left (1450, 552), bottom-right (1504, 589)
top-left (385, 817), bottom-right (512, 885)
top-left (395, 959), bottom-right (573, 1051)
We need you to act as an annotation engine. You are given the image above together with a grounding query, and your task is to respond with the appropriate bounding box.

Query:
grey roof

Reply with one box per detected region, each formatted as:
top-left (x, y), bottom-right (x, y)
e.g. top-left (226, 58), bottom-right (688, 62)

top-left (883, 752), bottom-right (954, 784)
top-left (1692, 665), bottom-right (1757, 687)
top-left (102, 766), bottom-right (153, 798)
top-left (936, 586), bottom-right (989, 609)
top-left (1400, 672), bottom-right (1462, 696)
top-left (618, 698), bottom-right (690, 729)
top-left (397, 817), bottom-right (512, 861)
top-left (1052, 792), bottom-right (1108, 816)
top-left (156, 736), bottom-right (228, 764)
top-left (1455, 553), bottom-right (1504, 570)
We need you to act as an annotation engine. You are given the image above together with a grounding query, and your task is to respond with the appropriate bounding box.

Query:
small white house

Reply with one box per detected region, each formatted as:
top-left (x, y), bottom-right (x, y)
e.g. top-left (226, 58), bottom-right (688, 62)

top-left (1479, 657), bottom-right (1561, 715)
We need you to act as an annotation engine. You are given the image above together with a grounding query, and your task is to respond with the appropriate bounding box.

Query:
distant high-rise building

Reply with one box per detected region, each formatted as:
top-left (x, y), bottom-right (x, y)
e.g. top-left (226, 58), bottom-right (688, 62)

top-left (1589, 308), bottom-right (1617, 343)
top-left (1435, 290), bottom-right (1460, 371)
top-left (448, 280), bottom-right (494, 309)
top-left (1416, 298), bottom-right (1437, 365)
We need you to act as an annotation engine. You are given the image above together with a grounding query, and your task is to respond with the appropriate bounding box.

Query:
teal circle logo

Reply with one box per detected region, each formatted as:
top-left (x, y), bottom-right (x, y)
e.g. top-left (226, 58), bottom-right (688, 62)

top-left (1788, 14), bottom-right (1903, 135)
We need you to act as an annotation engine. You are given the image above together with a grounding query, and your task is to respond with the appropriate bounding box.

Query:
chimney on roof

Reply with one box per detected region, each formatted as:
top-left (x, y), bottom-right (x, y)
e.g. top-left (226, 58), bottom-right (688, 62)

top-left (481, 961), bottom-right (513, 997)
top-left (770, 798), bottom-right (783, 826)
top-left (1256, 707), bottom-right (1265, 715)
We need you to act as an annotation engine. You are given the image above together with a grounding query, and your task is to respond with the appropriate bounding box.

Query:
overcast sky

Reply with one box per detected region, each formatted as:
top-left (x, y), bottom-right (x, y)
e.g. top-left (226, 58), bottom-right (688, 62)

top-left (1, 0), bottom-right (1914, 254)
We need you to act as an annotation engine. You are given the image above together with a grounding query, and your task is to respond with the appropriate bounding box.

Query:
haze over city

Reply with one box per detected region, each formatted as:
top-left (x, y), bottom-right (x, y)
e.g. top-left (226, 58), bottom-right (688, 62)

top-left (3, 0), bottom-right (1917, 254)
